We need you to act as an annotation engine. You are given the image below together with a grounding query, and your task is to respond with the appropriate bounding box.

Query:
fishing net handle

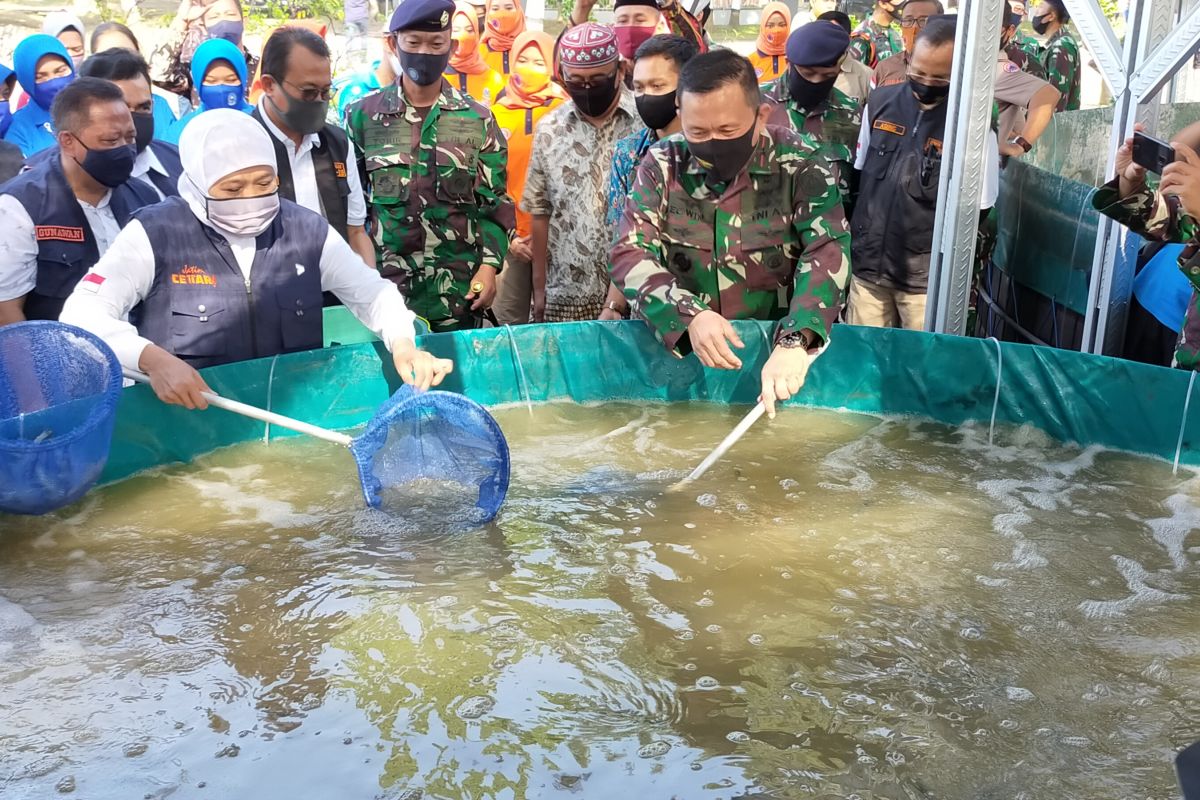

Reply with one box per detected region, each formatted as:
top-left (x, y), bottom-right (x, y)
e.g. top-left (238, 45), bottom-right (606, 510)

top-left (122, 368), bottom-right (353, 447)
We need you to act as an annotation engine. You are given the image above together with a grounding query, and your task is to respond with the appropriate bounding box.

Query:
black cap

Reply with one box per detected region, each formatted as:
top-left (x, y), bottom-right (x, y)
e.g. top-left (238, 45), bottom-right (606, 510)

top-left (389, 0), bottom-right (455, 33)
top-left (786, 21), bottom-right (851, 67)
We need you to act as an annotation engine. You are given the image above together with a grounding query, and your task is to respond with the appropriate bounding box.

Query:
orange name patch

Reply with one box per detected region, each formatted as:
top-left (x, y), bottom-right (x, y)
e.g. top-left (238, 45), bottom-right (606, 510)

top-left (35, 225), bottom-right (85, 242)
top-left (873, 120), bottom-right (906, 136)
top-left (334, 161), bottom-right (348, 179)
top-left (925, 138), bottom-right (944, 154)
top-left (170, 265), bottom-right (217, 286)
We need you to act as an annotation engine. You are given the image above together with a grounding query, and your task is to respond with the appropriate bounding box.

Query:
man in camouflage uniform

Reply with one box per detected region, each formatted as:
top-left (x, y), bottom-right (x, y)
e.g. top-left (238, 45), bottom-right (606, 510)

top-left (1095, 134), bottom-right (1200, 369)
top-left (1033, 0), bottom-right (1080, 111)
top-left (849, 0), bottom-right (903, 68)
top-left (610, 50), bottom-right (851, 417)
top-left (1004, 0), bottom-right (1045, 75)
top-left (346, 0), bottom-right (513, 332)
top-left (763, 22), bottom-right (862, 212)
top-left (872, 0), bottom-right (945, 89)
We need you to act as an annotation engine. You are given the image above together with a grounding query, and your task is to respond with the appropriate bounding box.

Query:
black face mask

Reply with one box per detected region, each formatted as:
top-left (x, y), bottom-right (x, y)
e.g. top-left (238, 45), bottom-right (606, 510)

top-left (687, 122), bottom-right (757, 184)
top-left (269, 86), bottom-right (329, 135)
top-left (786, 70), bottom-right (837, 111)
top-left (1031, 13), bottom-right (1051, 34)
top-left (565, 73), bottom-right (620, 118)
top-left (635, 90), bottom-right (677, 131)
top-left (908, 76), bottom-right (950, 106)
top-left (399, 49), bottom-right (451, 87)
top-left (75, 141), bottom-right (137, 188)
top-left (132, 111), bottom-right (154, 153)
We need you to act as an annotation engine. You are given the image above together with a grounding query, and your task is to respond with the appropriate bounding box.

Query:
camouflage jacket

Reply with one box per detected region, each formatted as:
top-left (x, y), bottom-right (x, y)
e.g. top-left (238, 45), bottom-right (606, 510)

top-left (609, 125), bottom-right (851, 353)
top-left (849, 19), bottom-right (902, 69)
top-left (1005, 38), bottom-right (1048, 79)
top-left (761, 78), bottom-right (862, 193)
top-left (1040, 28), bottom-right (1081, 112)
top-left (346, 80), bottom-right (514, 331)
top-left (1094, 178), bottom-right (1200, 368)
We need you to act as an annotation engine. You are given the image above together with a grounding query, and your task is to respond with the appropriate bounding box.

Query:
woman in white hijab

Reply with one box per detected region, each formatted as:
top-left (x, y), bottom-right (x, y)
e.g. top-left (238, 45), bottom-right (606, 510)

top-left (62, 109), bottom-right (452, 410)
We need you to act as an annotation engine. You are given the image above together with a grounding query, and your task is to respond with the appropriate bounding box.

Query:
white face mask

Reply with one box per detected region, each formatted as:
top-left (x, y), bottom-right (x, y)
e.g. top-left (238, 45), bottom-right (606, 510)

top-left (388, 53), bottom-right (403, 78)
top-left (205, 191), bottom-right (280, 237)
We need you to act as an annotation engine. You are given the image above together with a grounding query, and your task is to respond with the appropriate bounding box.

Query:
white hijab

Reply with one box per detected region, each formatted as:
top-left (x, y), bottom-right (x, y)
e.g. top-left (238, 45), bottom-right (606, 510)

top-left (177, 109), bottom-right (278, 226)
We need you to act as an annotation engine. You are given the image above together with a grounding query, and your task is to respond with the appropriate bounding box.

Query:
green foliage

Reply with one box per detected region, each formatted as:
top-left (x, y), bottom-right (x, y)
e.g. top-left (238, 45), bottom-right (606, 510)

top-left (242, 0), bottom-right (347, 26)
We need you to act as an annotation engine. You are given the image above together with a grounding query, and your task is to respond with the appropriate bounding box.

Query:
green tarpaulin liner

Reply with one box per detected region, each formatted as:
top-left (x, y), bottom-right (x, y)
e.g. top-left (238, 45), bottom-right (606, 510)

top-left (99, 318), bottom-right (1200, 486)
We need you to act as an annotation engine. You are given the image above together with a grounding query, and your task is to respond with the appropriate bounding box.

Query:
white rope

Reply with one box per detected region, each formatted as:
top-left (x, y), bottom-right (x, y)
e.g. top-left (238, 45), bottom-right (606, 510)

top-left (987, 337), bottom-right (1003, 446)
top-left (505, 324), bottom-right (534, 417)
top-left (1173, 369), bottom-right (1197, 476)
top-left (263, 354), bottom-right (280, 444)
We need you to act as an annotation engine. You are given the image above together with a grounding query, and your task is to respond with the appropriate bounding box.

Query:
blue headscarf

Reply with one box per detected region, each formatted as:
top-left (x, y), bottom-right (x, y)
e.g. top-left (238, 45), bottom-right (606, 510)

top-left (0, 63), bottom-right (13, 139)
top-left (2, 34), bottom-right (75, 156)
top-left (190, 38), bottom-right (251, 113)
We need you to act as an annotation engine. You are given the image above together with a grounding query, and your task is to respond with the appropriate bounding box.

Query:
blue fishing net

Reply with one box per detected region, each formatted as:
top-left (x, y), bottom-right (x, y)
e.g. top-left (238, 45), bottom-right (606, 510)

top-left (0, 321), bottom-right (123, 516)
top-left (349, 386), bottom-right (510, 526)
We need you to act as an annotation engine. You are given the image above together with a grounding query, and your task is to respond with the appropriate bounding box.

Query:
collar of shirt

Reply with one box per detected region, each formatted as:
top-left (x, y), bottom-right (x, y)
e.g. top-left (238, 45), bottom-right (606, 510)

top-left (81, 190), bottom-right (114, 211)
top-left (565, 88), bottom-right (638, 126)
top-left (131, 146), bottom-right (168, 181)
top-left (257, 100), bottom-right (321, 156)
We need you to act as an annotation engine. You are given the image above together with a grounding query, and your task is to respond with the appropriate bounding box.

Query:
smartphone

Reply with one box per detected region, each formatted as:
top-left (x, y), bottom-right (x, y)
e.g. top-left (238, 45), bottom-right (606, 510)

top-left (1133, 131), bottom-right (1176, 173)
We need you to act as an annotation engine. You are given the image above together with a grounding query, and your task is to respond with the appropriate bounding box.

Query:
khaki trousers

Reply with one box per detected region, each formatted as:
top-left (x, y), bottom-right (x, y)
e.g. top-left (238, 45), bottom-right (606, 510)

top-left (492, 254), bottom-right (532, 326)
top-left (845, 276), bottom-right (928, 331)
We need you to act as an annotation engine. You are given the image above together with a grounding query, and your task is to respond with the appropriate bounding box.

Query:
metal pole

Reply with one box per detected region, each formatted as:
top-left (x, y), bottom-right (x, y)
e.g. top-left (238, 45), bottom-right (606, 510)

top-left (926, 0), bottom-right (1006, 335)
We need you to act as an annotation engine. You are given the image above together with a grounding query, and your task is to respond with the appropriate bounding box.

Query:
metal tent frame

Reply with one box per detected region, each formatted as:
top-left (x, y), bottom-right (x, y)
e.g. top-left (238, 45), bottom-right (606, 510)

top-left (925, 0), bottom-right (1200, 351)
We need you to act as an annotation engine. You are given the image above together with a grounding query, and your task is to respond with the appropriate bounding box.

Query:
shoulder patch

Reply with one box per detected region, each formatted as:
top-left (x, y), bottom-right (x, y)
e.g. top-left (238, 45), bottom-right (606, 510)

top-left (1004, 61), bottom-right (1020, 72)
top-left (873, 119), bottom-right (906, 136)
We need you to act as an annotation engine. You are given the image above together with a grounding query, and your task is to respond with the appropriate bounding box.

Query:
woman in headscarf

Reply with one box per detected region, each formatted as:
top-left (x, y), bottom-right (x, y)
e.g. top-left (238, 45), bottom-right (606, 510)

top-left (489, 31), bottom-right (564, 325)
top-left (479, 0), bottom-right (526, 75)
top-left (42, 11), bottom-right (87, 70)
top-left (60, 109), bottom-right (452, 408)
top-left (445, 1), bottom-right (505, 104)
top-left (163, 38), bottom-right (252, 145)
top-left (153, 0), bottom-right (250, 105)
top-left (747, 2), bottom-right (791, 84)
top-left (3, 34), bottom-right (75, 157)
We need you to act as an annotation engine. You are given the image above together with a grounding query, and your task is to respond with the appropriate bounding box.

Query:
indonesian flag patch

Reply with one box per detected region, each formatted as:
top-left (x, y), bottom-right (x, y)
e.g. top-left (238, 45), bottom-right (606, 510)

top-left (80, 272), bottom-right (106, 293)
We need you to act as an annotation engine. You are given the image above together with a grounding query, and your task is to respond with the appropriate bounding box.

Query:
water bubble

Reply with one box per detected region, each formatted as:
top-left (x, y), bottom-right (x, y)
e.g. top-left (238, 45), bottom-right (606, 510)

top-left (780, 478), bottom-right (800, 490)
top-left (609, 564), bottom-right (630, 576)
top-left (696, 597), bottom-right (714, 607)
top-left (959, 627), bottom-right (983, 640)
top-left (676, 630), bottom-right (695, 641)
top-left (1006, 687), bottom-right (1034, 702)
top-left (780, 571), bottom-right (792, 580)
top-left (726, 731), bottom-right (751, 743)
top-left (683, 662), bottom-right (697, 671)
top-left (695, 676), bottom-right (720, 690)
top-left (886, 751), bottom-right (907, 766)
top-left (690, 762), bottom-right (703, 771)
top-left (456, 696), bottom-right (495, 720)
top-left (697, 494), bottom-right (718, 508)
top-left (637, 740), bottom-right (671, 758)
top-left (705, 624), bottom-right (722, 634)
top-left (748, 634), bottom-right (765, 646)
top-left (683, 523), bottom-right (697, 529)
top-left (1061, 735), bottom-right (1091, 748)
top-left (1000, 719), bottom-right (1020, 730)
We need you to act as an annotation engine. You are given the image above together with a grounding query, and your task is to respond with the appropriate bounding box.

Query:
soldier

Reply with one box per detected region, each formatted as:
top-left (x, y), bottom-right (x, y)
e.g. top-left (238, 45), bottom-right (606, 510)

top-left (994, 0), bottom-right (1059, 152)
top-left (1005, 1), bottom-right (1044, 68)
top-left (609, 50), bottom-right (851, 417)
top-left (1094, 131), bottom-right (1200, 369)
top-left (849, 0), bottom-right (903, 69)
top-left (1033, 0), bottom-right (1080, 111)
top-left (763, 21), bottom-right (862, 209)
top-left (346, 0), bottom-right (514, 332)
top-left (817, 11), bottom-right (873, 107)
top-left (872, 0), bottom-right (944, 89)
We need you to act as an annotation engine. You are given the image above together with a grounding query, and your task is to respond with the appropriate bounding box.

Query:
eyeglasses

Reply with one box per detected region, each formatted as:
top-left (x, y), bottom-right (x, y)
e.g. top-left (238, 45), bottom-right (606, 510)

top-left (282, 79), bottom-right (334, 102)
top-left (905, 70), bottom-right (951, 86)
top-left (560, 71), bottom-right (619, 90)
top-left (899, 16), bottom-right (931, 28)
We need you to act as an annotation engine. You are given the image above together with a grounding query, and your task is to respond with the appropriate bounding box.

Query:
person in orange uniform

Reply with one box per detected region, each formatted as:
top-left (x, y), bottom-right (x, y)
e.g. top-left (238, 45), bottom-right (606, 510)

top-left (490, 31), bottom-right (565, 324)
top-left (480, 0), bottom-right (526, 75)
top-left (748, 2), bottom-right (791, 85)
top-left (445, 1), bottom-right (506, 103)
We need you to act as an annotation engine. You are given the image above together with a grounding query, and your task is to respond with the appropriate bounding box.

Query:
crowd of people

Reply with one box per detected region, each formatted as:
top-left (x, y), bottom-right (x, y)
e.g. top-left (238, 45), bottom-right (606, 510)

top-left (0, 0), bottom-right (1127, 414)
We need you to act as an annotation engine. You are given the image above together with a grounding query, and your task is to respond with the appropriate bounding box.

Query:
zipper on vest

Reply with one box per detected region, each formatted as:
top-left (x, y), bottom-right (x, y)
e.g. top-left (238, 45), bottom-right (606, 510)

top-left (244, 277), bottom-right (258, 358)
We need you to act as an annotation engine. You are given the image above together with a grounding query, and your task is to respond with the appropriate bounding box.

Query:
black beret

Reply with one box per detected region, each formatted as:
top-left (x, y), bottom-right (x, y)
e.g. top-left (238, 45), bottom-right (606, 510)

top-left (389, 0), bottom-right (455, 33)
top-left (786, 20), bottom-right (851, 67)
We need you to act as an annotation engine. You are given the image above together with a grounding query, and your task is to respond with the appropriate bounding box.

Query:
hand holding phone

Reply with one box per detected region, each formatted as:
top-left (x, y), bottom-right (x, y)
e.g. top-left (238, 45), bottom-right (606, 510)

top-left (1133, 131), bottom-right (1176, 174)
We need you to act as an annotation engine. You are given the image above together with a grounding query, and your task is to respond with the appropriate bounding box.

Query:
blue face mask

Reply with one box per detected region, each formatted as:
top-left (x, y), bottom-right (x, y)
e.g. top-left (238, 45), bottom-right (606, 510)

top-left (199, 83), bottom-right (243, 111)
top-left (0, 101), bottom-right (11, 138)
top-left (207, 20), bottom-right (244, 46)
top-left (32, 73), bottom-right (73, 111)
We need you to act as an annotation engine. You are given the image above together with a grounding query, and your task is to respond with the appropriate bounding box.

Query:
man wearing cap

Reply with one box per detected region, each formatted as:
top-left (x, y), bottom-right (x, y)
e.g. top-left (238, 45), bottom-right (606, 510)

top-left (522, 23), bottom-right (640, 322)
top-left (762, 22), bottom-right (862, 210)
top-left (346, 0), bottom-right (514, 332)
top-left (570, 0), bottom-right (707, 59)
top-left (610, 50), bottom-right (850, 418)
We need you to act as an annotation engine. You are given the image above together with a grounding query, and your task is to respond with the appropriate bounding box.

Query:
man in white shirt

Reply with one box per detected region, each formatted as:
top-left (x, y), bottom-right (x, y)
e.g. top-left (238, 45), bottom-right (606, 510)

top-left (60, 109), bottom-right (452, 410)
top-left (0, 77), bottom-right (160, 324)
top-left (252, 26), bottom-right (375, 268)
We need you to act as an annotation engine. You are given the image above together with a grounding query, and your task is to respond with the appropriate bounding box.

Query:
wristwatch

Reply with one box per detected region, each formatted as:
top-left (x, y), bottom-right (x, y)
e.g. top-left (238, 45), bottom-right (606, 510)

top-left (778, 330), bottom-right (817, 350)
top-left (1008, 135), bottom-right (1033, 153)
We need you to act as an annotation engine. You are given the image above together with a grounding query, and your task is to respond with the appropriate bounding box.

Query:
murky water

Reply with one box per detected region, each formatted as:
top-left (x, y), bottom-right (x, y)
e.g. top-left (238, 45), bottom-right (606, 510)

top-left (2, 404), bottom-right (1199, 799)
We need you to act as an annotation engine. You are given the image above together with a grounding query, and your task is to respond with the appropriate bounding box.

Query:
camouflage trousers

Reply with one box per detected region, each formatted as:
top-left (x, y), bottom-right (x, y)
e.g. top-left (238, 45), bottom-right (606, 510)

top-left (1174, 290), bottom-right (1200, 370)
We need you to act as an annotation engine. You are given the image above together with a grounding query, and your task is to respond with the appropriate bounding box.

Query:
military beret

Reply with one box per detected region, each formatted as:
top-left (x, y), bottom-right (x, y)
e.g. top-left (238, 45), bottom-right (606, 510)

top-left (786, 20), bottom-right (851, 67)
top-left (389, 0), bottom-right (455, 33)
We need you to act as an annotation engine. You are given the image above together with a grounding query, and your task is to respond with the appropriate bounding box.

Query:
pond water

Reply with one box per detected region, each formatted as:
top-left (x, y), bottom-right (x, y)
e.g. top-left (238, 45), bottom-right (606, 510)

top-left (1, 403), bottom-right (1198, 799)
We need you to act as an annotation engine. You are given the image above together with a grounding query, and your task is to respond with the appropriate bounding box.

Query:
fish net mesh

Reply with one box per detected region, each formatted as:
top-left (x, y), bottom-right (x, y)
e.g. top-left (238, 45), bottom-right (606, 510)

top-left (349, 386), bottom-right (510, 527)
top-left (0, 321), bottom-right (123, 515)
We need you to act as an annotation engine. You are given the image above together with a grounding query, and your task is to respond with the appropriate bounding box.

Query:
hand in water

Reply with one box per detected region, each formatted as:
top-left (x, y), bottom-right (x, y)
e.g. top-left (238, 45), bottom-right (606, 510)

top-left (392, 339), bottom-right (454, 391)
